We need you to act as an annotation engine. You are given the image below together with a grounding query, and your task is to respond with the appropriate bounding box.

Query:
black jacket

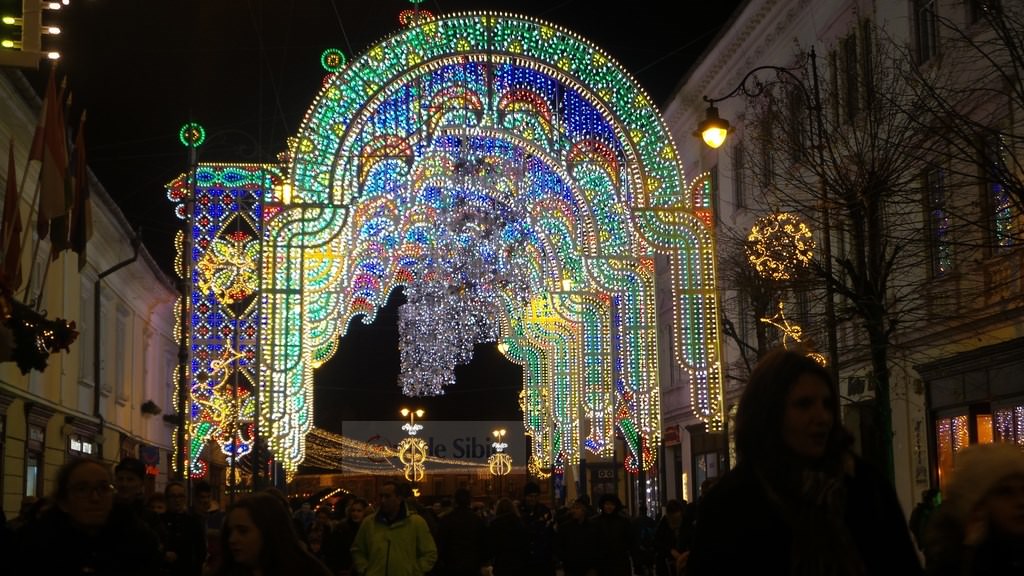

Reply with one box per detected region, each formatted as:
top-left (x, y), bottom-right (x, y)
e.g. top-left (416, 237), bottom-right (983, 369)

top-left (687, 457), bottom-right (923, 576)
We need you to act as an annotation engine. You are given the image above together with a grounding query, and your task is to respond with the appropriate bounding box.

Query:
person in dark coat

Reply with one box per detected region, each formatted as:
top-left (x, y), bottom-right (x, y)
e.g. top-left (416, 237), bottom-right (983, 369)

top-left (592, 494), bottom-right (633, 576)
top-left (13, 457), bottom-right (163, 575)
top-left (487, 497), bottom-right (529, 575)
top-left (439, 488), bottom-right (488, 576)
top-left (518, 482), bottom-right (556, 576)
top-left (686, 347), bottom-right (923, 576)
top-left (323, 496), bottom-right (366, 575)
top-left (555, 497), bottom-right (596, 576)
top-left (653, 499), bottom-right (691, 576)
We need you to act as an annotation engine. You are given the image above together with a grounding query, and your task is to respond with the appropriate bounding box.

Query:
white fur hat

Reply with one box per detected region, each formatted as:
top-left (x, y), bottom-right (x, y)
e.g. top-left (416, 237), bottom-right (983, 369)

top-left (944, 442), bottom-right (1024, 522)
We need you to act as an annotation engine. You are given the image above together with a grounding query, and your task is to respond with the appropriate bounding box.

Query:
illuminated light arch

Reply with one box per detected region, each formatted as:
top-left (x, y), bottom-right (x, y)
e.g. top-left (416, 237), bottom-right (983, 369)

top-left (172, 12), bottom-right (724, 477)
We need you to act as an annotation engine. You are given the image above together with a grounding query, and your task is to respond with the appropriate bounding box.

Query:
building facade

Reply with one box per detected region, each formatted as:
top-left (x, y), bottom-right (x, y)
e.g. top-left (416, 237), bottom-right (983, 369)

top-left (0, 68), bottom-right (178, 518)
top-left (660, 0), bottom-right (1023, 514)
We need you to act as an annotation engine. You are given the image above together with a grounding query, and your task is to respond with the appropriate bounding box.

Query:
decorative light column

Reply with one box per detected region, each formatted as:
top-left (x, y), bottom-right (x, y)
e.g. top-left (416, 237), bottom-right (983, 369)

top-left (489, 428), bottom-right (512, 495)
top-left (397, 408), bottom-right (427, 483)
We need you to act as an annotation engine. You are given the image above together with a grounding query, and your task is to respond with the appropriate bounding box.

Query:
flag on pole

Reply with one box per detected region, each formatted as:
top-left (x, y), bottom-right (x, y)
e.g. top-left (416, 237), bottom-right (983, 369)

top-left (2, 139), bottom-right (23, 290)
top-left (69, 112), bottom-right (91, 271)
top-left (50, 97), bottom-right (76, 260)
top-left (36, 66), bottom-right (69, 241)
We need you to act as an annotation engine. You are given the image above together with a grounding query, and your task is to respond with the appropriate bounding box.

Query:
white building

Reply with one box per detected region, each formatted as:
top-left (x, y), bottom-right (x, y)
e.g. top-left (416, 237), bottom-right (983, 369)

top-left (660, 0), bottom-right (1023, 514)
top-left (0, 68), bottom-right (178, 518)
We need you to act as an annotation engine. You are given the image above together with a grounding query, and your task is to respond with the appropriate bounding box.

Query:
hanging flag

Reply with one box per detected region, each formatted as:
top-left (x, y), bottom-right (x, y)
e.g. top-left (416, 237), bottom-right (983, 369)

top-left (2, 140), bottom-right (23, 290)
top-left (69, 112), bottom-right (91, 271)
top-left (36, 66), bottom-right (69, 241)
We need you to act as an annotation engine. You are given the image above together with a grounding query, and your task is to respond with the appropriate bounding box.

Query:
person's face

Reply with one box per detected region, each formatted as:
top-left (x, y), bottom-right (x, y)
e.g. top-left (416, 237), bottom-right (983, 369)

top-left (196, 491), bottom-right (212, 513)
top-left (601, 501), bottom-right (616, 515)
top-left (348, 502), bottom-right (366, 523)
top-left (379, 485), bottom-right (400, 516)
top-left (227, 508), bottom-right (262, 568)
top-left (571, 502), bottom-right (586, 520)
top-left (984, 474), bottom-right (1024, 539)
top-left (61, 462), bottom-right (115, 527)
top-left (148, 499), bottom-right (167, 514)
top-left (781, 373), bottom-right (835, 461)
top-left (114, 471), bottom-right (144, 500)
top-left (166, 485), bottom-right (188, 513)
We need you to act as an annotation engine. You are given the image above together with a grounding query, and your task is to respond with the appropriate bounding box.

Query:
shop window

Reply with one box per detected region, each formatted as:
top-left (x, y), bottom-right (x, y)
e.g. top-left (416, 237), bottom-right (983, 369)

top-left (994, 404), bottom-right (1024, 444)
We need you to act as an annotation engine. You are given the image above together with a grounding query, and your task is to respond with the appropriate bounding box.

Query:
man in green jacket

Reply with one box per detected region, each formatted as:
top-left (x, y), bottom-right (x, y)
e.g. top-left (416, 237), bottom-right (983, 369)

top-left (352, 480), bottom-right (438, 576)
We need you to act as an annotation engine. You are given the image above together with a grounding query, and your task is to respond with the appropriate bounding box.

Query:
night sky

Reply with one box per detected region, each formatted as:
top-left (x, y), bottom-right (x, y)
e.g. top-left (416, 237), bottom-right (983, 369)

top-left (36, 0), bottom-right (741, 425)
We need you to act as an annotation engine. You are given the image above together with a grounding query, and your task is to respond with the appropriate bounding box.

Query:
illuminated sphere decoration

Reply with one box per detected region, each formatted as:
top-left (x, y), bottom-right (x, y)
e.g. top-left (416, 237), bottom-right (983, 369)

top-left (746, 212), bottom-right (815, 281)
top-left (320, 48), bottom-right (347, 73)
top-left (178, 122), bottom-right (206, 148)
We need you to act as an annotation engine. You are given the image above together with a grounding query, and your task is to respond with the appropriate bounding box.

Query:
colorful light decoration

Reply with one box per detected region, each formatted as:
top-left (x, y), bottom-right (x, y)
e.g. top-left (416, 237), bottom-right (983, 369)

top-left (170, 11), bottom-right (726, 477)
top-left (167, 164), bottom-right (280, 477)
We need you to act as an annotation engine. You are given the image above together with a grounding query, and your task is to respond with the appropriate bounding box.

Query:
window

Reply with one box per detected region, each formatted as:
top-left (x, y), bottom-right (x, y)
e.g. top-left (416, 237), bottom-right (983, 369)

top-left (732, 143), bottom-right (746, 209)
top-left (79, 278), bottom-right (94, 386)
top-left (68, 433), bottom-right (95, 456)
top-left (993, 404), bottom-right (1024, 444)
top-left (26, 424), bottom-right (45, 498)
top-left (914, 0), bottom-right (939, 64)
top-left (925, 168), bottom-right (953, 277)
top-left (968, 0), bottom-right (1000, 25)
top-left (842, 33), bottom-right (859, 121)
top-left (981, 135), bottom-right (1016, 254)
top-left (758, 121), bottom-right (775, 190)
top-left (786, 86), bottom-right (807, 163)
top-left (736, 290), bottom-right (750, 346)
top-left (860, 20), bottom-right (875, 111)
top-left (115, 305), bottom-right (130, 402)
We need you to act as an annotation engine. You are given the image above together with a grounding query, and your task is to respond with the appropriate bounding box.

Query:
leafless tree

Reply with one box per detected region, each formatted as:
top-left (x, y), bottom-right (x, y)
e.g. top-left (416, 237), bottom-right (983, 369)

top-left (732, 23), bottom-right (992, 479)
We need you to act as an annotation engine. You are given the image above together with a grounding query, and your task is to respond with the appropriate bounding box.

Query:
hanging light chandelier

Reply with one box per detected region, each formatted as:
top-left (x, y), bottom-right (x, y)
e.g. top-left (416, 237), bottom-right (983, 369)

top-left (397, 139), bottom-right (534, 397)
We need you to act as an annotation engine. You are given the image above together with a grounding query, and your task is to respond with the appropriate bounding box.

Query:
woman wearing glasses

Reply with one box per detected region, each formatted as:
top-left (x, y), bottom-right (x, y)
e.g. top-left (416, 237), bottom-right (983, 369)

top-left (14, 457), bottom-right (163, 575)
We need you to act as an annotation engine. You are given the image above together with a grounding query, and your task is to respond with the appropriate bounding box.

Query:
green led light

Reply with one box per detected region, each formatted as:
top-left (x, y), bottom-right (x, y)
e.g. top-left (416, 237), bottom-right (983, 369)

top-left (179, 122), bottom-right (206, 148)
top-left (320, 48), bottom-right (346, 73)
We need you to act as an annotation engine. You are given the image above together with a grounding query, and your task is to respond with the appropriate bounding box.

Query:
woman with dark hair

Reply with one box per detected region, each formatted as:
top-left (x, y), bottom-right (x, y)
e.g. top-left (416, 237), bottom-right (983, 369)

top-left (686, 347), bottom-right (923, 576)
top-left (14, 457), bottom-right (162, 575)
top-left (325, 496), bottom-right (367, 575)
top-left (216, 492), bottom-right (332, 576)
top-left (486, 497), bottom-right (529, 575)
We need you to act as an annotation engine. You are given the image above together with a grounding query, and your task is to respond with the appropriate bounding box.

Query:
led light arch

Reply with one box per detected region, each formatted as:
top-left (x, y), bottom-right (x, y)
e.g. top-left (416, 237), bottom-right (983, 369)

top-left (172, 11), bottom-right (724, 477)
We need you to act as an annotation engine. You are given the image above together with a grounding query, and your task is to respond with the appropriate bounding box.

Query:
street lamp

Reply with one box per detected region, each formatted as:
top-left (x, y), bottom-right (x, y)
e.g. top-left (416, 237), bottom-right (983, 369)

top-left (401, 407), bottom-right (425, 435)
top-left (695, 46), bottom-right (840, 385)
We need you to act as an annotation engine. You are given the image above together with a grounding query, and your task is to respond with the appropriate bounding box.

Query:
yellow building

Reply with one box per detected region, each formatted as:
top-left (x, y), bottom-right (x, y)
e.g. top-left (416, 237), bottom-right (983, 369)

top-left (0, 68), bottom-right (177, 517)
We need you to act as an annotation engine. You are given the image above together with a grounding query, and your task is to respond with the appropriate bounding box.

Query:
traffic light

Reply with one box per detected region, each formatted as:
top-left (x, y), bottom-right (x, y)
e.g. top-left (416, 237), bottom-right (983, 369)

top-left (0, 0), bottom-right (62, 69)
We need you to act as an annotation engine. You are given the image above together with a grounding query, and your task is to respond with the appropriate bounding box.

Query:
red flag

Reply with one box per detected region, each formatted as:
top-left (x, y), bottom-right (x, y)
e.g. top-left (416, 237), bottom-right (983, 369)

top-left (36, 66), bottom-right (69, 240)
top-left (3, 139), bottom-right (23, 290)
top-left (69, 113), bottom-right (91, 271)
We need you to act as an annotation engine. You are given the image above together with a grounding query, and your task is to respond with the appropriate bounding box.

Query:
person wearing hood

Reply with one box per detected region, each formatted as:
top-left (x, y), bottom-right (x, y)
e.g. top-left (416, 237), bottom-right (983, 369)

top-left (925, 442), bottom-right (1024, 575)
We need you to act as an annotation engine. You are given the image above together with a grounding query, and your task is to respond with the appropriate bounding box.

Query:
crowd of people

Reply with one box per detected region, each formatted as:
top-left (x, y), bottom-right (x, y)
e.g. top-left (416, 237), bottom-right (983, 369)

top-left (1, 348), bottom-right (1021, 575)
